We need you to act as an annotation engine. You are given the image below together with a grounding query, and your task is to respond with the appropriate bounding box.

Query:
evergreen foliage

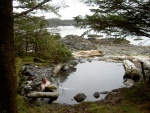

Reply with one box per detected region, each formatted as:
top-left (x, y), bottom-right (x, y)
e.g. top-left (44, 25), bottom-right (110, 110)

top-left (14, 0), bottom-right (72, 63)
top-left (36, 37), bottom-right (72, 63)
top-left (75, 0), bottom-right (150, 38)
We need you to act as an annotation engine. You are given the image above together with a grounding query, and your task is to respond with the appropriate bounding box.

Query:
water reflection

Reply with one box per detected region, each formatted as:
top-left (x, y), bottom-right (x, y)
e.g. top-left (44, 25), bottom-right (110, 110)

top-left (54, 61), bottom-right (125, 105)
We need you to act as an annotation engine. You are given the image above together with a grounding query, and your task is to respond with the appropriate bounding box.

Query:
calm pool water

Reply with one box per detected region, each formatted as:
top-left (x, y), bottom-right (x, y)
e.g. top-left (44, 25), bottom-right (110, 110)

top-left (54, 61), bottom-right (125, 105)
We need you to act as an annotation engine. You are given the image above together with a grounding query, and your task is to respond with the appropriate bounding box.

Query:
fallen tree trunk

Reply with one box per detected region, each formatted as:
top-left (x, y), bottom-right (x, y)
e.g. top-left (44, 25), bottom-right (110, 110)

top-left (123, 60), bottom-right (140, 80)
top-left (136, 58), bottom-right (150, 83)
top-left (136, 58), bottom-right (150, 69)
top-left (27, 92), bottom-right (59, 98)
top-left (52, 63), bottom-right (63, 77)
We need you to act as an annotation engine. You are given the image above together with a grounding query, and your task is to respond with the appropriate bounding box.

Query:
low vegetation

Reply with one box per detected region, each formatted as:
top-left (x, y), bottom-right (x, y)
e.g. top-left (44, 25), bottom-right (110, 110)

top-left (16, 35), bottom-right (72, 64)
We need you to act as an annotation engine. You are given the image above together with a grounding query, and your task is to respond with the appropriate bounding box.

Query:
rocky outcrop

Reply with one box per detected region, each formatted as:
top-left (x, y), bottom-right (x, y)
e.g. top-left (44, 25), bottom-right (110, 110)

top-left (58, 35), bottom-right (97, 51)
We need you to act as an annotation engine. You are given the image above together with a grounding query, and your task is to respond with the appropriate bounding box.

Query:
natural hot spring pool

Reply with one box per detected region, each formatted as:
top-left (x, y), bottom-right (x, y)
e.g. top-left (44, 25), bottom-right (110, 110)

top-left (54, 61), bottom-right (125, 105)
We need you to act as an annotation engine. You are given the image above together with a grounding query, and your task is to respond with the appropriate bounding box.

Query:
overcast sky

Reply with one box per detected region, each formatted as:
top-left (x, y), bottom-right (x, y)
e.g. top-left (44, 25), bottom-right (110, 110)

top-left (13, 0), bottom-right (92, 19)
top-left (45, 0), bottom-right (92, 19)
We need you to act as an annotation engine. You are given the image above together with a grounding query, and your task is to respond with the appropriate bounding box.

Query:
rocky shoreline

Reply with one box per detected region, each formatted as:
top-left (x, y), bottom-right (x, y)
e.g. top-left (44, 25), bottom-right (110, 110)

top-left (59, 35), bottom-right (150, 57)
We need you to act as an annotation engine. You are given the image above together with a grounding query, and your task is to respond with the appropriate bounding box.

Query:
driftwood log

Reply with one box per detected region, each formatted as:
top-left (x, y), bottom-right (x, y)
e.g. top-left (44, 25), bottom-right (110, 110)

top-left (136, 58), bottom-right (150, 69)
top-left (136, 58), bottom-right (150, 82)
top-left (52, 64), bottom-right (63, 77)
top-left (27, 92), bottom-right (59, 98)
top-left (123, 60), bottom-right (140, 80)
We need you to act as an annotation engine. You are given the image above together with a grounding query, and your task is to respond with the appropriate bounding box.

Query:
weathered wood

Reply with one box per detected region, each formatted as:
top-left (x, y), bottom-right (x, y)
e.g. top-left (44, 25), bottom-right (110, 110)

top-left (52, 63), bottom-right (63, 77)
top-left (27, 92), bottom-right (59, 98)
top-left (123, 60), bottom-right (140, 80)
top-left (136, 58), bottom-right (150, 83)
top-left (73, 50), bottom-right (104, 58)
top-left (136, 58), bottom-right (150, 69)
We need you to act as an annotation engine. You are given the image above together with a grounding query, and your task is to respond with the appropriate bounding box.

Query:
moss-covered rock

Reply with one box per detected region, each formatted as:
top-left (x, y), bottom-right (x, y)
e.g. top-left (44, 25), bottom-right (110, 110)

top-left (44, 86), bottom-right (57, 92)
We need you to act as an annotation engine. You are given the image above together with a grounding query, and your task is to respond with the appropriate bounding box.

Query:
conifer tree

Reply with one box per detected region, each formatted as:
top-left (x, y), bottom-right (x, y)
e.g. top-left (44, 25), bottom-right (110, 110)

top-left (75, 0), bottom-right (150, 38)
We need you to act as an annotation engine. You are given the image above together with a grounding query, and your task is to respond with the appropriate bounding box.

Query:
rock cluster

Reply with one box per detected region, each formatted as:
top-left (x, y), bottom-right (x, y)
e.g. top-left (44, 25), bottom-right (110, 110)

top-left (59, 35), bottom-right (150, 57)
top-left (58, 35), bottom-right (97, 51)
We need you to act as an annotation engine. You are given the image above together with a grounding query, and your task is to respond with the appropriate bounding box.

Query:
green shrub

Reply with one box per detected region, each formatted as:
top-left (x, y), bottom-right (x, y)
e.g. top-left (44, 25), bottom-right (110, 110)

top-left (15, 50), bottom-right (26, 57)
top-left (36, 38), bottom-right (72, 63)
top-left (17, 94), bottom-right (27, 113)
top-left (53, 33), bottom-right (61, 40)
top-left (123, 82), bottom-right (150, 103)
top-left (25, 52), bottom-right (36, 57)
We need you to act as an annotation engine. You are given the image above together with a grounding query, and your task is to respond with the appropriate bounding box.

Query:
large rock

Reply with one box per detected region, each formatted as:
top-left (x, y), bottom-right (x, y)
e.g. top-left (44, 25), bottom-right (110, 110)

top-left (59, 35), bottom-right (97, 50)
top-left (93, 92), bottom-right (100, 98)
top-left (74, 93), bottom-right (87, 102)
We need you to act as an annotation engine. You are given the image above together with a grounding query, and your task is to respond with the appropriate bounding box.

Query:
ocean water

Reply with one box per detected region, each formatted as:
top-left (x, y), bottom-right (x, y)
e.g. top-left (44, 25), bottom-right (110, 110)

top-left (47, 26), bottom-right (150, 46)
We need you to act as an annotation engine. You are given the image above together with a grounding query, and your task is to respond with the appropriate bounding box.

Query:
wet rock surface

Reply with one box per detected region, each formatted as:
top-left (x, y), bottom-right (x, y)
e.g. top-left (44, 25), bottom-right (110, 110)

top-left (74, 93), bottom-right (87, 102)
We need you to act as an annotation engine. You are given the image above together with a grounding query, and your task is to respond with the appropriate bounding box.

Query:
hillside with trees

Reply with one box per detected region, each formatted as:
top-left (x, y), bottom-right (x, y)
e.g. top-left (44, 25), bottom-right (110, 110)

top-left (47, 18), bottom-right (75, 27)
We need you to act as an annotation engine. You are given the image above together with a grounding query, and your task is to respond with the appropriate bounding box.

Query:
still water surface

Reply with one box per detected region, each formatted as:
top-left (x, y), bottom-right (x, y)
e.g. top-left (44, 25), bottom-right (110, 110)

top-left (54, 61), bottom-right (125, 105)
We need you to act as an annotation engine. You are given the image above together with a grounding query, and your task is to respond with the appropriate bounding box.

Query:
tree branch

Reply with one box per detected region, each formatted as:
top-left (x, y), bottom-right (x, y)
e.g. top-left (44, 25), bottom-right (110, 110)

top-left (14, 0), bottom-right (52, 18)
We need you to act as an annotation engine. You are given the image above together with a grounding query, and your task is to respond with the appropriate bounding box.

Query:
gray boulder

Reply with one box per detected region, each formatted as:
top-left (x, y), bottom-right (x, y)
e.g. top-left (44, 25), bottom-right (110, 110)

top-left (93, 92), bottom-right (100, 98)
top-left (74, 93), bottom-right (87, 102)
top-left (59, 35), bottom-right (97, 51)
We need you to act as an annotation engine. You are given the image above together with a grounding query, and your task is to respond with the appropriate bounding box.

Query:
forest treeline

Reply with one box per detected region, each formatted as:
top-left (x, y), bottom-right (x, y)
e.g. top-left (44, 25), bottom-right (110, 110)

top-left (47, 18), bottom-right (76, 26)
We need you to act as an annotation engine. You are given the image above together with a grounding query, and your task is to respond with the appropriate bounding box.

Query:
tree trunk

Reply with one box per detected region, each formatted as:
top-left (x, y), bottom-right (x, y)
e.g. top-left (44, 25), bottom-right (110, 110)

top-left (27, 92), bottom-right (59, 98)
top-left (0, 0), bottom-right (18, 113)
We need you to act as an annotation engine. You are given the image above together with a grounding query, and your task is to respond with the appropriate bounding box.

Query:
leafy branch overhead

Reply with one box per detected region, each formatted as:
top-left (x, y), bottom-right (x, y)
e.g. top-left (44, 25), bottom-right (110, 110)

top-left (75, 0), bottom-right (150, 38)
